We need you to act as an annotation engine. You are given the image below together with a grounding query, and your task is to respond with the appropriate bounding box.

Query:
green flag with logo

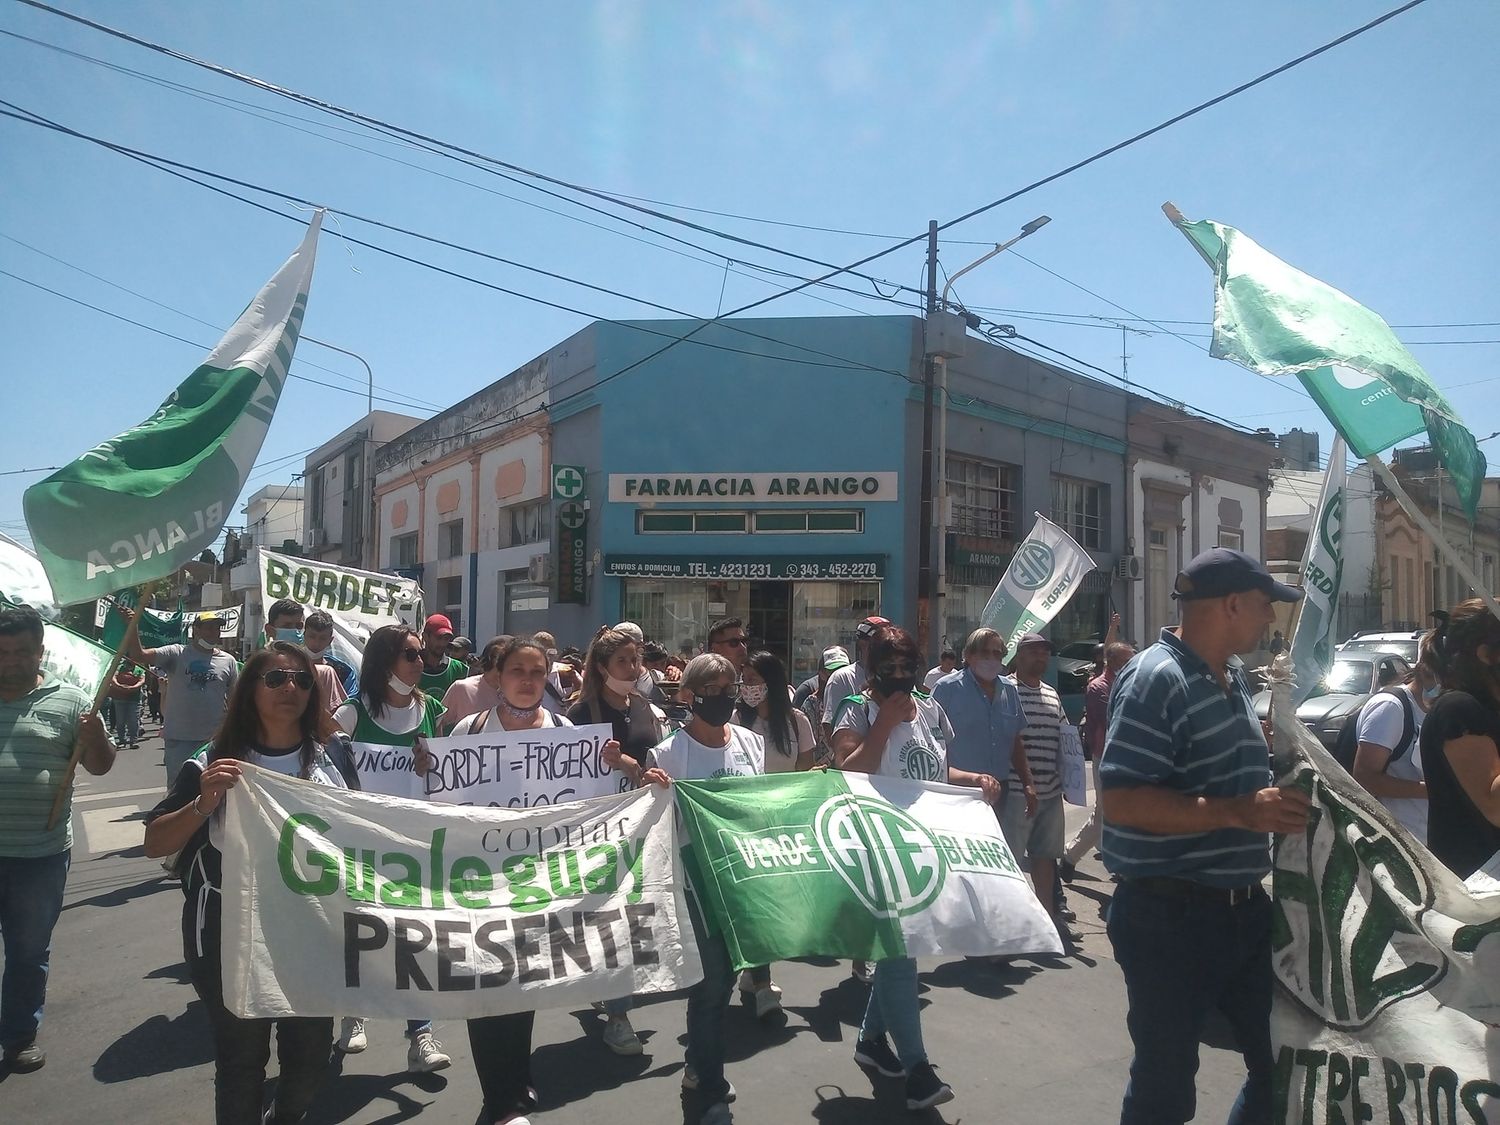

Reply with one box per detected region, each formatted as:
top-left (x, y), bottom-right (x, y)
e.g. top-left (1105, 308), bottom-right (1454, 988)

top-left (1168, 208), bottom-right (1485, 520)
top-left (100, 594), bottom-right (185, 651)
top-left (23, 214), bottom-right (322, 605)
top-left (673, 772), bottom-right (1061, 970)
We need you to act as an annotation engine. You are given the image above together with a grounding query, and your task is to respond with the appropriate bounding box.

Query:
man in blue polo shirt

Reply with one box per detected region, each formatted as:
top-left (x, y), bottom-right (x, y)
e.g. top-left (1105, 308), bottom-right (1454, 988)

top-left (1100, 548), bottom-right (1310, 1125)
top-left (932, 627), bottom-right (1035, 811)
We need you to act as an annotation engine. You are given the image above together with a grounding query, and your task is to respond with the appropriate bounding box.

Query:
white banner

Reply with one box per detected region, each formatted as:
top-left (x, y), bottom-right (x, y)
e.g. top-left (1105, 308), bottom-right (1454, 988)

top-left (1288, 435), bottom-right (1347, 705)
top-left (219, 765), bottom-right (703, 1019)
top-left (1269, 678), bottom-right (1500, 1122)
top-left (980, 513), bottom-right (1096, 652)
top-left (258, 549), bottom-right (422, 641)
top-left (420, 724), bottom-right (628, 807)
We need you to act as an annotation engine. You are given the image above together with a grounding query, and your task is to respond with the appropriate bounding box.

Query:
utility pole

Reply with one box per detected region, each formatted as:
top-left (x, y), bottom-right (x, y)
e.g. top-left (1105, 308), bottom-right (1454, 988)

top-left (916, 221), bottom-right (939, 657)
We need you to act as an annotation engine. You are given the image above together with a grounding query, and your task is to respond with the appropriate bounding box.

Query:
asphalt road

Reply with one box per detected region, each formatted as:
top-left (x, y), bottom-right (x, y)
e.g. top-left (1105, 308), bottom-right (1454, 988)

top-left (0, 727), bottom-right (1253, 1124)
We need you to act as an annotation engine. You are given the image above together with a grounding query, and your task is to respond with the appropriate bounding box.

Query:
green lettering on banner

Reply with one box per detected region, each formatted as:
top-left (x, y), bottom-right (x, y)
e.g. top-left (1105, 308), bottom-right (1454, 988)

top-left (265, 556), bottom-right (292, 599)
top-left (315, 568), bottom-right (339, 607)
top-left (291, 566), bottom-right (315, 602)
top-left (338, 575), bottom-right (361, 612)
top-left (279, 813), bottom-right (339, 895)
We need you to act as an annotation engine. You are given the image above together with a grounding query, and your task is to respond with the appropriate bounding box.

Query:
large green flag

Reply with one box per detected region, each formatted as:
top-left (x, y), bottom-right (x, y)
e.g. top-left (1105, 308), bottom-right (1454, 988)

top-left (1169, 209), bottom-right (1485, 519)
top-left (23, 214), bottom-right (322, 605)
top-left (99, 594), bottom-right (185, 651)
top-left (673, 771), bottom-right (1060, 970)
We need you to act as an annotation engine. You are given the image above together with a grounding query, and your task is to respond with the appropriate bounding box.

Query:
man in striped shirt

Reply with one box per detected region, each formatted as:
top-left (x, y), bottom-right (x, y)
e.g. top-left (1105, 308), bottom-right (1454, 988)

top-left (1099, 548), bottom-right (1309, 1125)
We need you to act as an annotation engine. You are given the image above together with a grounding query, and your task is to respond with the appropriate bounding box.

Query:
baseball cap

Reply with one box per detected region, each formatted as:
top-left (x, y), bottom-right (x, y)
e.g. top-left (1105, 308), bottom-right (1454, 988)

top-left (447, 636), bottom-right (474, 653)
top-left (194, 612), bottom-right (222, 627)
top-left (1173, 548), bottom-right (1303, 603)
top-left (822, 645), bottom-right (852, 671)
top-left (1014, 632), bottom-right (1053, 651)
top-left (855, 615), bottom-right (892, 639)
top-left (614, 621), bottom-right (645, 643)
top-left (423, 613), bottom-right (456, 637)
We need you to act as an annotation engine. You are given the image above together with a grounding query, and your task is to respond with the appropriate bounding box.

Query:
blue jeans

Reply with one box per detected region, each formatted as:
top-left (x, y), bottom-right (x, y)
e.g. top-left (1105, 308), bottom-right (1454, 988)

top-left (113, 697), bottom-right (140, 744)
top-left (859, 957), bottom-right (927, 1068)
top-left (164, 739), bottom-right (205, 787)
top-left (684, 897), bottom-right (734, 1103)
top-left (0, 851), bottom-right (71, 1048)
top-left (1107, 880), bottom-right (1273, 1125)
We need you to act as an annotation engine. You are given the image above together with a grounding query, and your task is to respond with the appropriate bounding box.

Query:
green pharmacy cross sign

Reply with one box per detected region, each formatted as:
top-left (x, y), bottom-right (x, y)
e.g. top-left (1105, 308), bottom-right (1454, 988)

top-left (552, 464), bottom-right (586, 501)
top-left (556, 500), bottom-right (588, 605)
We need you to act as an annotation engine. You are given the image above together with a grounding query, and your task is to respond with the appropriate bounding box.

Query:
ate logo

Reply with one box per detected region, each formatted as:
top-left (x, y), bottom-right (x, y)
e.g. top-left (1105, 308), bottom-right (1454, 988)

top-left (814, 795), bottom-right (947, 919)
top-left (1011, 542), bottom-right (1056, 590)
top-left (898, 740), bottom-right (943, 782)
top-left (1271, 768), bottom-right (1444, 1029)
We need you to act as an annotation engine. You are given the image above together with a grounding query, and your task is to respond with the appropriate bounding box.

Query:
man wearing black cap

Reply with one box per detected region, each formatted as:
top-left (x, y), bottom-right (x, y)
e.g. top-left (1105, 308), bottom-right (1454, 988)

top-left (1099, 548), bottom-right (1311, 1125)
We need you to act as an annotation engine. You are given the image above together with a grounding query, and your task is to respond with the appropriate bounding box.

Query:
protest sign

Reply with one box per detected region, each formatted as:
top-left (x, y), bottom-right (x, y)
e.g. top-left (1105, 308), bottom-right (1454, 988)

top-left (673, 771), bottom-right (1062, 970)
top-left (1268, 678), bottom-right (1500, 1123)
top-left (218, 765), bottom-right (702, 1019)
top-left (258, 549), bottom-right (422, 640)
top-left (1058, 723), bottom-right (1087, 807)
top-left (420, 724), bottom-right (627, 808)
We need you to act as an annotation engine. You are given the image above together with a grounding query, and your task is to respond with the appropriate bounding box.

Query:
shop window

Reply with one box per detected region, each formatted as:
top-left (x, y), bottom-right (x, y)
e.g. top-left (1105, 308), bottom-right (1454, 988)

top-left (754, 511), bottom-right (863, 533)
top-left (391, 532), bottom-right (418, 568)
top-left (946, 454), bottom-right (1017, 539)
top-left (439, 518), bottom-right (465, 560)
top-left (502, 568), bottom-right (549, 628)
top-left (1051, 476), bottom-right (1105, 550)
top-left (637, 511), bottom-right (749, 534)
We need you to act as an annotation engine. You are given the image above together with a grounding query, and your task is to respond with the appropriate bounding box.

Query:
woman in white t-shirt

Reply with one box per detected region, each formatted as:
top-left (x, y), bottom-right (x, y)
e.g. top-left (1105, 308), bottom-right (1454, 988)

top-left (830, 624), bottom-right (1001, 1113)
top-left (607, 652), bottom-right (761, 1125)
top-left (1352, 636), bottom-right (1439, 841)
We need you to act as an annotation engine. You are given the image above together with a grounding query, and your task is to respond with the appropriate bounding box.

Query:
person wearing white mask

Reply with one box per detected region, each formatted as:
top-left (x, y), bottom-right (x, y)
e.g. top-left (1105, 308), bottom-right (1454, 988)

top-left (330, 624), bottom-right (451, 1073)
top-left (613, 621), bottom-right (659, 699)
top-left (303, 609), bottom-right (359, 702)
top-left (931, 629), bottom-right (1036, 822)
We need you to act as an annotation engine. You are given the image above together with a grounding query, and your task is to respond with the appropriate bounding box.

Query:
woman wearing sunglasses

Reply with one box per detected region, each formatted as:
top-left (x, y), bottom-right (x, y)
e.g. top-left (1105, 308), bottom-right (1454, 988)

top-left (144, 641), bottom-right (356, 1125)
top-left (606, 652), bottom-right (763, 1125)
top-left (329, 623), bottom-right (451, 1070)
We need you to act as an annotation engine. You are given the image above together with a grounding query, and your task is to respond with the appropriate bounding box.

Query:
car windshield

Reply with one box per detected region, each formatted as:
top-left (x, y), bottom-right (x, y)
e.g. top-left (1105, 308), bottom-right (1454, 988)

top-left (1343, 639), bottom-right (1418, 662)
top-left (1315, 660), bottom-right (1372, 697)
top-left (1057, 642), bottom-right (1099, 660)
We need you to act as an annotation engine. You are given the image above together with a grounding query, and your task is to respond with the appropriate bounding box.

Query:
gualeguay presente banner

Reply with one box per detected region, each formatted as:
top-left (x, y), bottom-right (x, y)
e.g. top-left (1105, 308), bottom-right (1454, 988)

top-left (218, 765), bottom-right (703, 1019)
top-left (1268, 679), bottom-right (1500, 1122)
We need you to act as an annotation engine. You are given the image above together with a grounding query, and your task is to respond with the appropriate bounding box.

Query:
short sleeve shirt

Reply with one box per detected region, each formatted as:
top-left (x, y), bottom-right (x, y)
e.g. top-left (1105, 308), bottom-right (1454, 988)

top-left (1420, 691), bottom-right (1500, 878)
top-left (1099, 629), bottom-right (1273, 888)
top-left (821, 663), bottom-right (865, 727)
top-left (1354, 687), bottom-right (1426, 841)
top-left (737, 708), bottom-right (815, 773)
top-left (420, 656), bottom-right (467, 700)
top-left (0, 675), bottom-right (90, 857)
top-left (154, 644), bottom-right (238, 741)
top-left (834, 693), bottom-right (952, 782)
top-left (1014, 680), bottom-right (1065, 798)
top-left (442, 676), bottom-right (501, 731)
top-left (648, 725), bottom-right (765, 781)
top-left (930, 669), bottom-right (1027, 778)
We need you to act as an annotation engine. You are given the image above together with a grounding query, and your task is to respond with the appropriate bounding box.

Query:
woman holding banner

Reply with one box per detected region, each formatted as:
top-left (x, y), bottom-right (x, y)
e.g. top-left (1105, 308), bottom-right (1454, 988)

top-left (1420, 599), bottom-right (1500, 878)
top-left (143, 640), bottom-right (356, 1125)
top-left (420, 634), bottom-right (587, 1125)
top-left (831, 624), bottom-right (1003, 1112)
top-left (330, 624), bottom-right (451, 1071)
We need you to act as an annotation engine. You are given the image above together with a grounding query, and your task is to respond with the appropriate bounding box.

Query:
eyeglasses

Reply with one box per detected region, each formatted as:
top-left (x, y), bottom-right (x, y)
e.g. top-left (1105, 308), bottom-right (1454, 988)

top-left (721, 636), bottom-right (749, 648)
top-left (399, 649), bottom-right (424, 663)
top-left (698, 681), bottom-right (743, 699)
top-left (257, 669), bottom-right (314, 691)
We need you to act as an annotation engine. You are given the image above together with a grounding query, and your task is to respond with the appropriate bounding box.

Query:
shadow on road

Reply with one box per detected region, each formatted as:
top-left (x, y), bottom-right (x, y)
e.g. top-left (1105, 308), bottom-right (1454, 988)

top-left (63, 874), bottom-right (174, 912)
top-left (308, 1051), bottom-right (452, 1125)
top-left (809, 1080), bottom-right (960, 1124)
top-left (93, 1001), bottom-right (214, 1082)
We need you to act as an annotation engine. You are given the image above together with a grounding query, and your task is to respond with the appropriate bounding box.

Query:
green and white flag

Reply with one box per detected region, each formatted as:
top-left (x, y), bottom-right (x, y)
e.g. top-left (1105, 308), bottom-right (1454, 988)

top-left (980, 512), bottom-right (1095, 653)
top-left (1287, 437), bottom-right (1347, 707)
top-left (0, 535), bottom-right (115, 696)
top-left (23, 214), bottom-right (323, 605)
top-left (673, 771), bottom-right (1062, 969)
top-left (1168, 208), bottom-right (1486, 520)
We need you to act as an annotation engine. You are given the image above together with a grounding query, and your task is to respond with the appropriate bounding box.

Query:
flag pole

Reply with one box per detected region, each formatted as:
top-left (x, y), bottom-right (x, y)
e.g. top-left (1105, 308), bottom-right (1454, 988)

top-left (1365, 455), bottom-right (1500, 625)
top-left (45, 629), bottom-right (129, 831)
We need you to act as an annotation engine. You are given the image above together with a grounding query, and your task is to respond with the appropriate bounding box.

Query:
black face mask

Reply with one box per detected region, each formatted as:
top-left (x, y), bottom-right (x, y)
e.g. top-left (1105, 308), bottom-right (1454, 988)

top-left (874, 673), bottom-right (918, 697)
top-left (691, 693), bottom-right (737, 726)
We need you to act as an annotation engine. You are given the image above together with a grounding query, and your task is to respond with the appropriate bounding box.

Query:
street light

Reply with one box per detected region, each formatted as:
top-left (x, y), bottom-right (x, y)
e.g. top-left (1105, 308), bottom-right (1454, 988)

top-left (927, 216), bottom-right (1051, 657)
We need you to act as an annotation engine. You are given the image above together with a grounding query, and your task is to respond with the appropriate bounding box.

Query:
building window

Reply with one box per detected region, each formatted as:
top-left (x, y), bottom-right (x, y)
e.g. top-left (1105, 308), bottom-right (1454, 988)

top-left (1217, 527), bottom-right (1244, 550)
top-left (499, 500), bottom-right (546, 548)
top-left (1051, 476), bottom-right (1105, 549)
top-left (439, 518), bottom-right (465, 560)
top-left (502, 568), bottom-right (549, 630)
top-left (437, 576), bottom-right (462, 619)
top-left (391, 532), bottom-right (418, 569)
top-left (756, 510), bottom-right (862, 533)
top-left (636, 510), bottom-right (862, 535)
top-left (946, 455), bottom-right (1017, 540)
top-left (308, 471), bottom-right (324, 539)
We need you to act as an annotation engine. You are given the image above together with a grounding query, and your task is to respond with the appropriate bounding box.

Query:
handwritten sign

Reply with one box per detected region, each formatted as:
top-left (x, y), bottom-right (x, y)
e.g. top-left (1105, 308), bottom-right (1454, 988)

top-left (420, 723), bottom-right (626, 808)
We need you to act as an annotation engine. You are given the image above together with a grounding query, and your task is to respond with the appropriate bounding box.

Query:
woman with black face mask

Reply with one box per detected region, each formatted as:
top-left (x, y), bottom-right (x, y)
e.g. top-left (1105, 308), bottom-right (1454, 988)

top-left (829, 624), bottom-right (1001, 1113)
top-left (606, 652), bottom-right (762, 1125)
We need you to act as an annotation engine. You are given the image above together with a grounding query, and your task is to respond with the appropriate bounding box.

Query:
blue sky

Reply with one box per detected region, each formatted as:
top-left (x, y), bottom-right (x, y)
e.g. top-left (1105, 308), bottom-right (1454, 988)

top-left (2, 0), bottom-right (1496, 552)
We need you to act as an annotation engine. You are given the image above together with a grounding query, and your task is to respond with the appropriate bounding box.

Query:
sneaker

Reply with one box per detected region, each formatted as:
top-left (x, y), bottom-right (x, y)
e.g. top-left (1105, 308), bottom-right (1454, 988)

top-left (905, 1061), bottom-right (954, 1111)
top-left (701, 1103), bottom-right (733, 1125)
top-left (406, 1030), bottom-right (451, 1073)
top-left (3, 1041), bottom-right (45, 1073)
top-left (1059, 858), bottom-right (1077, 883)
top-left (851, 960), bottom-right (875, 983)
top-left (682, 1067), bottom-right (737, 1102)
top-left (736, 969), bottom-right (756, 995)
top-left (1057, 901), bottom-right (1077, 923)
top-left (602, 1014), bottom-right (643, 1056)
top-left (337, 1017), bottom-right (367, 1054)
top-left (753, 984), bottom-right (782, 1020)
top-left (852, 1035), bottom-right (905, 1078)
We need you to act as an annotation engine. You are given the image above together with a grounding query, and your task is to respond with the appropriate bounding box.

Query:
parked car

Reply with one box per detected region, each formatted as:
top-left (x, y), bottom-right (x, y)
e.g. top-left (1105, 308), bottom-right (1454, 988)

top-left (1253, 652), bottom-right (1411, 749)
top-left (1336, 630), bottom-right (1423, 664)
top-left (1055, 639), bottom-right (1102, 695)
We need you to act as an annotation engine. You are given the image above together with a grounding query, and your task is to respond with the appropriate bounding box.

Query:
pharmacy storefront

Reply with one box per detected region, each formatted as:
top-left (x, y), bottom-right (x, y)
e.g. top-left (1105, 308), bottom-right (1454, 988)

top-left (603, 471), bottom-right (902, 683)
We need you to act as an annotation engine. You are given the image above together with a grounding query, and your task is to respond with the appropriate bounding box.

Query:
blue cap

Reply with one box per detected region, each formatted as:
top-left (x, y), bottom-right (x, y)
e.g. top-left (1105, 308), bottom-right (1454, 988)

top-left (1173, 548), bottom-right (1302, 603)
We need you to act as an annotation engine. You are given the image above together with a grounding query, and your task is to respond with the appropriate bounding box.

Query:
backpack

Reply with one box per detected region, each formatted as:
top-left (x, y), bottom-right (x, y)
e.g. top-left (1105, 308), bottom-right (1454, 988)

top-left (1330, 688), bottom-right (1415, 775)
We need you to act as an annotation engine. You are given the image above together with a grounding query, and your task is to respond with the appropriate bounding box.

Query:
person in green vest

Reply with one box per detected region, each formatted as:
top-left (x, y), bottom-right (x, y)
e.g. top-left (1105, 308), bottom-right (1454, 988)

top-left (329, 623), bottom-right (451, 1074)
top-left (417, 613), bottom-right (467, 698)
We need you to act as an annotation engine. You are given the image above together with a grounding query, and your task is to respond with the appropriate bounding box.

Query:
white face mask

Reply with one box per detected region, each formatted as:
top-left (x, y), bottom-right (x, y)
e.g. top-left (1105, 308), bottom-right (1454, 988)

top-left (388, 673), bottom-right (415, 698)
top-left (739, 683), bottom-right (769, 708)
top-left (972, 658), bottom-right (1005, 682)
top-left (304, 644), bottom-right (328, 659)
top-left (605, 674), bottom-right (638, 698)
top-left (194, 637), bottom-right (215, 652)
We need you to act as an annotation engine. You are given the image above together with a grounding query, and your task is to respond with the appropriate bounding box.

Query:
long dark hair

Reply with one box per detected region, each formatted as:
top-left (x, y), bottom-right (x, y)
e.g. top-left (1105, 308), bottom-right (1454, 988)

top-left (494, 635), bottom-right (550, 676)
top-left (737, 649), bottom-right (795, 758)
top-left (581, 627), bottom-right (638, 703)
top-left (210, 642), bottom-right (323, 778)
top-left (1430, 600), bottom-right (1500, 703)
top-left (361, 624), bottom-right (425, 718)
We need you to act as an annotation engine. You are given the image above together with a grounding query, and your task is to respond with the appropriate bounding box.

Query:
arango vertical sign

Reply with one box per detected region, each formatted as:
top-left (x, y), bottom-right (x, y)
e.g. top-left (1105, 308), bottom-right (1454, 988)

top-left (556, 500), bottom-right (588, 605)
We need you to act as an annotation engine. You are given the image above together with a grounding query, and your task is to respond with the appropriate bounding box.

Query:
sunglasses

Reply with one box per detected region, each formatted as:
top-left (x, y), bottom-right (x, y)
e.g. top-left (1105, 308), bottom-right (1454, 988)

top-left (400, 649), bottom-right (424, 663)
top-left (258, 669), bottom-right (314, 691)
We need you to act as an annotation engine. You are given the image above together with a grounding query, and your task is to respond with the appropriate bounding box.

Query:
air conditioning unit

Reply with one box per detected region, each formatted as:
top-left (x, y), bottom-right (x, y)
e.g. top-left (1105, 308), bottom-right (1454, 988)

top-left (1115, 554), bottom-right (1144, 581)
top-left (527, 554), bottom-right (551, 583)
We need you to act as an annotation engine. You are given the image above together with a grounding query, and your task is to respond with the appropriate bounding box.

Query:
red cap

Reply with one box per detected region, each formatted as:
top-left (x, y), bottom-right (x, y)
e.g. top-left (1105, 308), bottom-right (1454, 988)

top-left (423, 613), bottom-right (455, 638)
top-left (856, 615), bottom-right (892, 637)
